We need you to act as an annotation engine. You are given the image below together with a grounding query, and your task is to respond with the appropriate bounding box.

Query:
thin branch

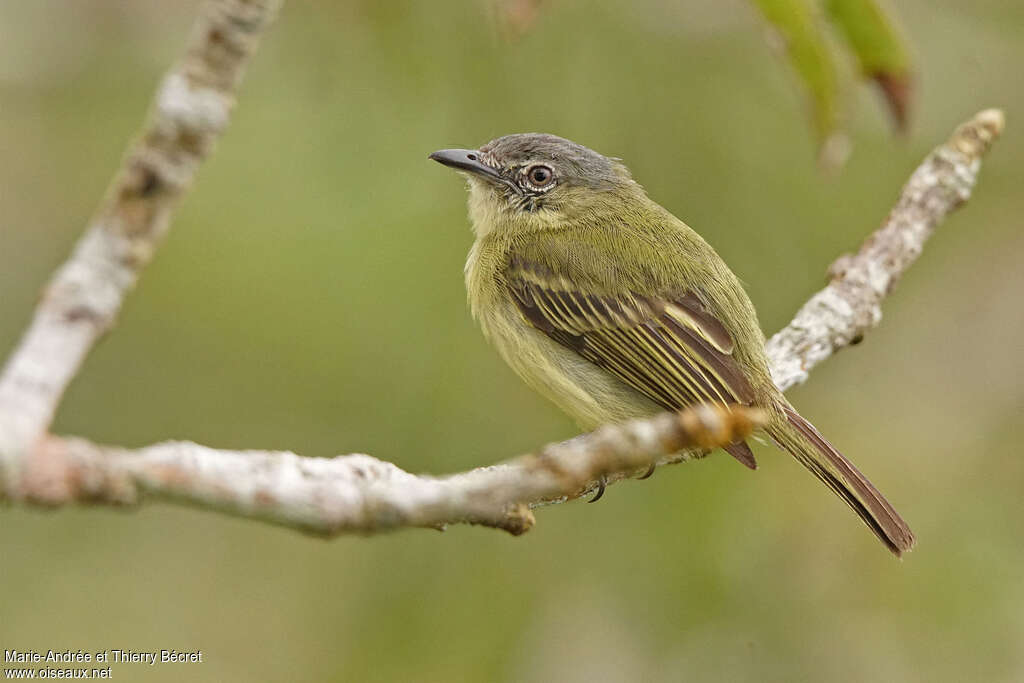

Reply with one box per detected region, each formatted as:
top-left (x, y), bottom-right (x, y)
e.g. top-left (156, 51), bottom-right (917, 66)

top-left (0, 0), bottom-right (283, 497)
top-left (27, 406), bottom-right (764, 536)
top-left (766, 109), bottom-right (1005, 391)
top-left (0, 0), bottom-right (1004, 539)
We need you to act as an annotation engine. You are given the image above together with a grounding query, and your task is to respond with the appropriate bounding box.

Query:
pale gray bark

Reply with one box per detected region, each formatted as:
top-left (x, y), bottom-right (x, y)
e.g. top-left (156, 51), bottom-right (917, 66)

top-left (29, 406), bottom-right (764, 536)
top-left (0, 0), bottom-right (284, 496)
top-left (766, 109), bottom-right (1005, 391)
top-left (0, 0), bottom-right (1005, 537)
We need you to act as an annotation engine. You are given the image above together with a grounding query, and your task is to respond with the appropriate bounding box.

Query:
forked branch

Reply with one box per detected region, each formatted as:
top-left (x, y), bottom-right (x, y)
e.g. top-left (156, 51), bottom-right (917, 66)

top-left (0, 0), bottom-right (1005, 537)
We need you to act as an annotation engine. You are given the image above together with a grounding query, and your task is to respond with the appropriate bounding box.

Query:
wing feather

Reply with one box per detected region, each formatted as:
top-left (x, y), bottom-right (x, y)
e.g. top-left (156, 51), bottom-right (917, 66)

top-left (507, 262), bottom-right (755, 413)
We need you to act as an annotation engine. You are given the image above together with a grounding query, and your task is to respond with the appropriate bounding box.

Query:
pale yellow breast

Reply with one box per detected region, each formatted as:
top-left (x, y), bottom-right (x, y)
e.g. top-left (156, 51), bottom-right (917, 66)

top-left (465, 239), bottom-right (660, 430)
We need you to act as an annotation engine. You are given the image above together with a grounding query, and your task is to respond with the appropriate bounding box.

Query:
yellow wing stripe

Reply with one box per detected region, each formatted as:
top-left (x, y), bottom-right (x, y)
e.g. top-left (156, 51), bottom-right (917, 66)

top-left (508, 271), bottom-right (754, 414)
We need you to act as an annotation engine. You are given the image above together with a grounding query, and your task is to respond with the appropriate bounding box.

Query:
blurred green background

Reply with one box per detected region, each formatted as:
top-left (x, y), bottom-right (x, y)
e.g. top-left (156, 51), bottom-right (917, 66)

top-left (1, 1), bottom-right (1022, 681)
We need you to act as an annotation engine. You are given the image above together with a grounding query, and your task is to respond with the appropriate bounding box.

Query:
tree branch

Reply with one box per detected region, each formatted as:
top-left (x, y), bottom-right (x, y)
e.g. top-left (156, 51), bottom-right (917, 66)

top-left (27, 406), bottom-right (764, 536)
top-left (0, 0), bottom-right (283, 497)
top-left (0, 0), bottom-right (1004, 536)
top-left (766, 109), bottom-right (1005, 390)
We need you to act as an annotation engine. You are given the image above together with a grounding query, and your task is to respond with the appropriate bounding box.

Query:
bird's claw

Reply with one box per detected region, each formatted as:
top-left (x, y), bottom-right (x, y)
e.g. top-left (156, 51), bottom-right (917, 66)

top-left (587, 475), bottom-right (607, 503)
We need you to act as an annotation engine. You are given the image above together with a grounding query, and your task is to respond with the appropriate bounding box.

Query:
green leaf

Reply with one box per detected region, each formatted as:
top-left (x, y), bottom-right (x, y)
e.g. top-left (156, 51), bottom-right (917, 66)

top-left (751, 0), bottom-right (842, 149)
top-left (824, 0), bottom-right (912, 129)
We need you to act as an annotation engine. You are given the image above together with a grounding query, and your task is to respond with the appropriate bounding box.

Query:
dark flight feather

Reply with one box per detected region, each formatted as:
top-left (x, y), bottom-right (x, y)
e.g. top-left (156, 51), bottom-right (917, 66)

top-left (508, 262), bottom-right (757, 468)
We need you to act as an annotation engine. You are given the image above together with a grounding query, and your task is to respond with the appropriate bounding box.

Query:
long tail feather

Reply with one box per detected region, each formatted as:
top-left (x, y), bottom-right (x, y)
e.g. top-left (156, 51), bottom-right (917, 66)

top-left (768, 404), bottom-right (915, 556)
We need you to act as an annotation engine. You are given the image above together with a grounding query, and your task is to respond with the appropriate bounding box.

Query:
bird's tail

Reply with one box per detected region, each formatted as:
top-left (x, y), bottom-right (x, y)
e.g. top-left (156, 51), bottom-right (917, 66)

top-left (766, 403), bottom-right (915, 557)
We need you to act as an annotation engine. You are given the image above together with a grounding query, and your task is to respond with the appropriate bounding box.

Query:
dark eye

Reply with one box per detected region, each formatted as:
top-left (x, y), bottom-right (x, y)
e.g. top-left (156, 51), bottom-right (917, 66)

top-left (525, 164), bottom-right (554, 188)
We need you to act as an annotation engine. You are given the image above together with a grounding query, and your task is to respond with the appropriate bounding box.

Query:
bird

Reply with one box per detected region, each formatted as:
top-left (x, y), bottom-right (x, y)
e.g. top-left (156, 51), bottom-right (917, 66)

top-left (429, 133), bottom-right (915, 556)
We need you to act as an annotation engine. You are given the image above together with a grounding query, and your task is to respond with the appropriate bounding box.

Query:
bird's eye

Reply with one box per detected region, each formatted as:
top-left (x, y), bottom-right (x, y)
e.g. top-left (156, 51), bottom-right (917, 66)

top-left (525, 164), bottom-right (554, 189)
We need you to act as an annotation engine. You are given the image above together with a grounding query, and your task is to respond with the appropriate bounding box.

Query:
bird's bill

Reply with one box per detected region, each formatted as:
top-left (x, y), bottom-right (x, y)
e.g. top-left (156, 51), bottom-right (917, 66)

top-left (428, 148), bottom-right (503, 182)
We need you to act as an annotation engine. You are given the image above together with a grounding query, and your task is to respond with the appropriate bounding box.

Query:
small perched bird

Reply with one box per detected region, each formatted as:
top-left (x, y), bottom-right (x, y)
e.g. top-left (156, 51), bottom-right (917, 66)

top-left (430, 134), bottom-right (914, 556)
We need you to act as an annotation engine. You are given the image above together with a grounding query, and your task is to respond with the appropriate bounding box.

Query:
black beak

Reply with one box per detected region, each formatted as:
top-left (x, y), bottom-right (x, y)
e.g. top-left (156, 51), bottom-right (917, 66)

top-left (428, 148), bottom-right (503, 181)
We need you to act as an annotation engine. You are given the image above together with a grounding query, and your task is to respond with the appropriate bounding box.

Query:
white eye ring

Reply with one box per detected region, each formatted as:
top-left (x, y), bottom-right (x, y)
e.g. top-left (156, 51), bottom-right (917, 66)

top-left (523, 164), bottom-right (555, 192)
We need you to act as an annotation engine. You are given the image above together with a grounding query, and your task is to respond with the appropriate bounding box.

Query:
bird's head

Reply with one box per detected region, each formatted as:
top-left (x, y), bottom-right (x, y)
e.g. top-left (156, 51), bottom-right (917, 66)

top-left (429, 133), bottom-right (640, 237)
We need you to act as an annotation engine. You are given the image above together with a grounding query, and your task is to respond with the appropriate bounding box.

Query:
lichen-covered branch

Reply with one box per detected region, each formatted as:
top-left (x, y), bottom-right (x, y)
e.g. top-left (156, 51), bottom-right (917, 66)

top-left (27, 406), bottom-right (763, 536)
top-left (0, 0), bottom-right (283, 497)
top-left (766, 109), bottom-right (1005, 391)
top-left (0, 0), bottom-right (1004, 541)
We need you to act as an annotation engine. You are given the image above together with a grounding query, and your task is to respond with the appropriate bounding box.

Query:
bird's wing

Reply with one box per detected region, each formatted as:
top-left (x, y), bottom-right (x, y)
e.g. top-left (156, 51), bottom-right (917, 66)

top-left (507, 257), bottom-right (758, 467)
